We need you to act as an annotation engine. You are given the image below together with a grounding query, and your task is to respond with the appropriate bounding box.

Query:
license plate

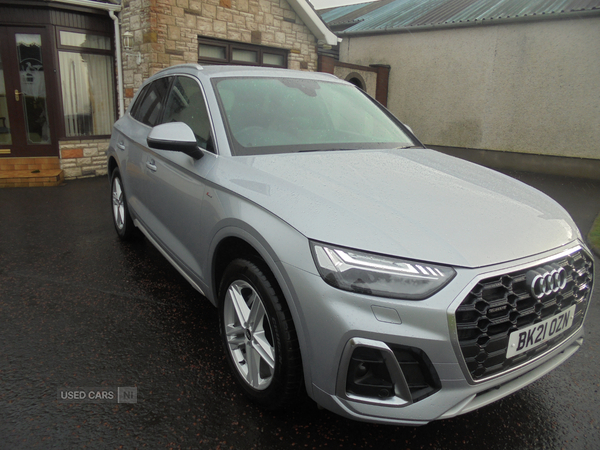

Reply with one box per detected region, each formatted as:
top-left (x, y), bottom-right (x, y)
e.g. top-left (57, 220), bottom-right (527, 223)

top-left (506, 305), bottom-right (576, 359)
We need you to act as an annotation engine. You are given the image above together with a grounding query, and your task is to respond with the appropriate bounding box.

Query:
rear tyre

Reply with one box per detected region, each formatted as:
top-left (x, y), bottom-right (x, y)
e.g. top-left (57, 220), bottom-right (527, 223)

top-left (110, 168), bottom-right (136, 240)
top-left (218, 257), bottom-right (303, 409)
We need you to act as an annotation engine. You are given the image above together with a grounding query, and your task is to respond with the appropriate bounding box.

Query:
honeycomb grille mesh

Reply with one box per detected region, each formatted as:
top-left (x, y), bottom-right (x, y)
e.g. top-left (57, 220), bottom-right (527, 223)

top-left (455, 249), bottom-right (593, 381)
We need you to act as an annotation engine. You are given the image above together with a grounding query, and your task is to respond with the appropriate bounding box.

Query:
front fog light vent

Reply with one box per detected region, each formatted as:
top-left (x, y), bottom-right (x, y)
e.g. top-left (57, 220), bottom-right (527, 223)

top-left (340, 338), bottom-right (441, 407)
top-left (390, 345), bottom-right (441, 403)
top-left (347, 347), bottom-right (395, 399)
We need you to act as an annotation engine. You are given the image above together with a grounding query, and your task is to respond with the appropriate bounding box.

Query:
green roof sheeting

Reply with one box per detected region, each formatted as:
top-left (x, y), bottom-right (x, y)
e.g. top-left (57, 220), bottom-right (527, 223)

top-left (319, 0), bottom-right (600, 34)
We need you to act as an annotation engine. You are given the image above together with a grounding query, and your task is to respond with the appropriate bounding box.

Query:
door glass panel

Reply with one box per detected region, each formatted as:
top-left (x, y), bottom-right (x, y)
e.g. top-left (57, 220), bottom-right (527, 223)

top-left (133, 77), bottom-right (171, 127)
top-left (163, 76), bottom-right (211, 149)
top-left (16, 33), bottom-right (50, 144)
top-left (0, 51), bottom-right (12, 145)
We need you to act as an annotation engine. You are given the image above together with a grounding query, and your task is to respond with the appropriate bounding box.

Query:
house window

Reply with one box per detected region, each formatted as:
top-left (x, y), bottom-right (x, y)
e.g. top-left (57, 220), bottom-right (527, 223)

top-left (232, 48), bottom-right (258, 64)
top-left (57, 29), bottom-right (115, 137)
top-left (198, 37), bottom-right (287, 68)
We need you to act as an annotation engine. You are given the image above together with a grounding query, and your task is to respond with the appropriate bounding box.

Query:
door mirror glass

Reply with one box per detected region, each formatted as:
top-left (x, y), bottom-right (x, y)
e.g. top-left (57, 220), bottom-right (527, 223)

top-left (147, 122), bottom-right (203, 159)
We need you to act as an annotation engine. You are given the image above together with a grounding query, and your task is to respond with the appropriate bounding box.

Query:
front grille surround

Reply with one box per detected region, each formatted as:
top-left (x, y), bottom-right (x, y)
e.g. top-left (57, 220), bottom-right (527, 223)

top-left (453, 246), bottom-right (593, 383)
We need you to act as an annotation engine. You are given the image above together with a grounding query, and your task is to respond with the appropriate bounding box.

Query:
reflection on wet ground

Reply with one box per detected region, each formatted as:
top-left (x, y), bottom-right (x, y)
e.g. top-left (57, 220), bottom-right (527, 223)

top-left (1, 174), bottom-right (598, 449)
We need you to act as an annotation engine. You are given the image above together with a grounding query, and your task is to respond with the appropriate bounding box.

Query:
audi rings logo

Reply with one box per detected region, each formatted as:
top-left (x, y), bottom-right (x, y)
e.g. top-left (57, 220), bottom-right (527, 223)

top-left (526, 264), bottom-right (567, 299)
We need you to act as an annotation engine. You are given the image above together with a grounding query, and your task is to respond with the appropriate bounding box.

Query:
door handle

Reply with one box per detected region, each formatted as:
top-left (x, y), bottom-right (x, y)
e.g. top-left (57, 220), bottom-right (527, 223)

top-left (117, 141), bottom-right (126, 151)
top-left (146, 159), bottom-right (157, 172)
top-left (15, 90), bottom-right (25, 102)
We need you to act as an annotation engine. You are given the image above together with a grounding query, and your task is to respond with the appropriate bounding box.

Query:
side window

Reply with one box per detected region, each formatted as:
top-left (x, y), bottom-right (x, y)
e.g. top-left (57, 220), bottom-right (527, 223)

top-left (131, 77), bottom-right (171, 127)
top-left (129, 84), bottom-right (150, 119)
top-left (163, 76), bottom-right (213, 151)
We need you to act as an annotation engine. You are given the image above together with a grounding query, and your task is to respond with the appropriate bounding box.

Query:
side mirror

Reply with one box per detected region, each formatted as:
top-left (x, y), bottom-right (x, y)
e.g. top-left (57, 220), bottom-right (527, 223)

top-left (147, 122), bottom-right (203, 159)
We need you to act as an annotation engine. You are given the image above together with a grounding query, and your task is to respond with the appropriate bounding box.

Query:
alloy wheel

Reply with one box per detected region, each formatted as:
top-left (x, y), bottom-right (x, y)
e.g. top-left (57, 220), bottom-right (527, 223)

top-left (223, 280), bottom-right (276, 390)
top-left (112, 177), bottom-right (125, 231)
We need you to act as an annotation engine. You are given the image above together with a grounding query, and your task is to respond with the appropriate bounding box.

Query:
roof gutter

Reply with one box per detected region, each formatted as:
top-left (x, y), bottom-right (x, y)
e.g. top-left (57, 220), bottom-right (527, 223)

top-left (49, 0), bottom-right (125, 117)
top-left (339, 8), bottom-right (600, 37)
top-left (286, 0), bottom-right (340, 46)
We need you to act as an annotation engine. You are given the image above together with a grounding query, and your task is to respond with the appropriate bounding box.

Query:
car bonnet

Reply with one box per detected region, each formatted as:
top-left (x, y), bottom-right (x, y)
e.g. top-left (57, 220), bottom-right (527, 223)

top-left (211, 148), bottom-right (579, 268)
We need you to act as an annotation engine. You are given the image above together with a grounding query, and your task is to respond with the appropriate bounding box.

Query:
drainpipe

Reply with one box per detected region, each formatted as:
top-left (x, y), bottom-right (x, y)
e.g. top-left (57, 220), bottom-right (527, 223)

top-left (109, 10), bottom-right (125, 118)
top-left (50, 0), bottom-right (124, 117)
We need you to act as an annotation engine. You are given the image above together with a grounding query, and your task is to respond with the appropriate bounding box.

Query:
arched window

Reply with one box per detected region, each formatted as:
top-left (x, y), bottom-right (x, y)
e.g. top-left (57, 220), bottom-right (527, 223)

top-left (345, 72), bottom-right (366, 91)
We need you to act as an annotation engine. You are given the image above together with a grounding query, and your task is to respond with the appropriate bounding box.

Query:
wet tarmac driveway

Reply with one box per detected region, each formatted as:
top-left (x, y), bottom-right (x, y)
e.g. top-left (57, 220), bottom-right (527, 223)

top-left (1, 171), bottom-right (599, 449)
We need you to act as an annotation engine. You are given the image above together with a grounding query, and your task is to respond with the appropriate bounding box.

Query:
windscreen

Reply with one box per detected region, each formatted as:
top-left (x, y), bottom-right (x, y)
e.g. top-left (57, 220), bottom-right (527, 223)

top-left (213, 77), bottom-right (417, 156)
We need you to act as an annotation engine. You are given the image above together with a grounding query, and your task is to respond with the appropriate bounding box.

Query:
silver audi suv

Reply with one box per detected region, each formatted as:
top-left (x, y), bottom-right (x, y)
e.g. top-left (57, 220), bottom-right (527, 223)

top-left (107, 64), bottom-right (594, 425)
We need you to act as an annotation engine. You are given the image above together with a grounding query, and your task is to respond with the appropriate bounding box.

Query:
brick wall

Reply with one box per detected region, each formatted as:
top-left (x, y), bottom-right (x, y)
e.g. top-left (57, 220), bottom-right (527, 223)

top-left (121, 0), bottom-right (319, 108)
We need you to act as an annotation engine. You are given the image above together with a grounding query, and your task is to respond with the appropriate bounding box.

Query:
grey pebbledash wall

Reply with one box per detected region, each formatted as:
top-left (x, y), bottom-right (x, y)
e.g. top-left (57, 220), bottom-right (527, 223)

top-left (340, 16), bottom-right (600, 160)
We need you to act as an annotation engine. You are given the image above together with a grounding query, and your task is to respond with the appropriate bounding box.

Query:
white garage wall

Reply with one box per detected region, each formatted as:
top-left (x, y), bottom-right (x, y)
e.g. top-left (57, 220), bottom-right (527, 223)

top-left (340, 16), bottom-right (600, 159)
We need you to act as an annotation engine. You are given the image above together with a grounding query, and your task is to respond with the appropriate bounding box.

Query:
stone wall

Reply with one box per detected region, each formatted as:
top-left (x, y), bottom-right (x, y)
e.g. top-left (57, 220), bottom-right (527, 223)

top-left (59, 139), bottom-right (110, 179)
top-left (120, 0), bottom-right (320, 109)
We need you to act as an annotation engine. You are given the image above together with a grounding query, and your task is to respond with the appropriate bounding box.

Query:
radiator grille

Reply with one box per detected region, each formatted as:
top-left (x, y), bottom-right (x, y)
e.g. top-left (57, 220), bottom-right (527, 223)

top-left (455, 249), bottom-right (593, 381)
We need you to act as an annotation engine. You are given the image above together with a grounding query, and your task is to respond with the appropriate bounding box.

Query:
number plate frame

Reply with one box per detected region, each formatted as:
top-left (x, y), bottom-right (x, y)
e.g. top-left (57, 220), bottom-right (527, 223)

top-left (506, 305), bottom-right (576, 359)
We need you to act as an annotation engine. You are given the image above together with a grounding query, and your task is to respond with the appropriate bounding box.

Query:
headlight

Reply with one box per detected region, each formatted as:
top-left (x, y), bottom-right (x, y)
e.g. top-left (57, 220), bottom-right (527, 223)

top-left (310, 242), bottom-right (456, 300)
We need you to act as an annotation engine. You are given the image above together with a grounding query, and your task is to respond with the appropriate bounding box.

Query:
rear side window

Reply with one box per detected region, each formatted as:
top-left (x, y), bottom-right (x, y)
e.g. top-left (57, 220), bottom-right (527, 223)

top-left (162, 76), bottom-right (213, 151)
top-left (131, 77), bottom-right (171, 127)
top-left (129, 84), bottom-right (150, 119)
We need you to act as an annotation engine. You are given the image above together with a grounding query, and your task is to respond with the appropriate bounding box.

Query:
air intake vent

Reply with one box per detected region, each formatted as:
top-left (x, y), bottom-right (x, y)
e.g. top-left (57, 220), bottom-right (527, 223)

top-left (345, 343), bottom-right (440, 403)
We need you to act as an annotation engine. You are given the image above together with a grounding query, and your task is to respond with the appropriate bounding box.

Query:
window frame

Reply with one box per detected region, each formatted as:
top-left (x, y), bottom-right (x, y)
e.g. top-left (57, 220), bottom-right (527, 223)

top-left (55, 26), bottom-right (116, 139)
top-left (198, 37), bottom-right (288, 68)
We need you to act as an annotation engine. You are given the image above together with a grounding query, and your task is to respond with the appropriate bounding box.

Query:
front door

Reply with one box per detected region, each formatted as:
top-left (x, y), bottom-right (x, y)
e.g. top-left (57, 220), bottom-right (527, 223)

top-left (0, 26), bottom-right (58, 158)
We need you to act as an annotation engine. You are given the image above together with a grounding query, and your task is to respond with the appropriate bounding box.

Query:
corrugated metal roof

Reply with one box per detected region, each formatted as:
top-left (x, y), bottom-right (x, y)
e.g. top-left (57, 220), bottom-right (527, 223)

top-left (320, 2), bottom-right (371, 24)
top-left (322, 0), bottom-right (600, 34)
top-left (347, 0), bottom-right (448, 31)
top-left (409, 0), bottom-right (480, 26)
top-left (321, 0), bottom-right (399, 27)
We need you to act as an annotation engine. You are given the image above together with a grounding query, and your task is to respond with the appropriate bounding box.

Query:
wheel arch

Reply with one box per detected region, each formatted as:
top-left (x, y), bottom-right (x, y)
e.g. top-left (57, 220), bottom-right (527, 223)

top-left (208, 221), bottom-right (298, 306)
top-left (107, 154), bottom-right (119, 179)
top-left (207, 220), bottom-right (314, 389)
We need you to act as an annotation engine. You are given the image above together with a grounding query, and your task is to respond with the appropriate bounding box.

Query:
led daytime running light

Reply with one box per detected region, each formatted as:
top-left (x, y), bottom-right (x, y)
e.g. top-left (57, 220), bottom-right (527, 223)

top-left (311, 242), bottom-right (456, 300)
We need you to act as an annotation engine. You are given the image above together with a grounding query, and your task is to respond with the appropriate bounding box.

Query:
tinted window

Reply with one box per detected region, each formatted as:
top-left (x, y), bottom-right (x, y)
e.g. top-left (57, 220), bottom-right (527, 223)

top-left (129, 84), bottom-right (150, 119)
top-left (163, 76), bottom-right (213, 151)
top-left (131, 77), bottom-right (171, 127)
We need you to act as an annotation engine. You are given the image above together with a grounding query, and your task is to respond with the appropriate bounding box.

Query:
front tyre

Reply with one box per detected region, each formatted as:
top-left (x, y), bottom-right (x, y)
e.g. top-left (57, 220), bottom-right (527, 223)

top-left (218, 258), bottom-right (303, 409)
top-left (110, 168), bottom-right (136, 240)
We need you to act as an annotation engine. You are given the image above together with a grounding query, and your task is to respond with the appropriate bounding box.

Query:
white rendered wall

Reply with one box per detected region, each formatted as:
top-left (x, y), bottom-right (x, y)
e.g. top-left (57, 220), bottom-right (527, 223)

top-left (340, 17), bottom-right (600, 159)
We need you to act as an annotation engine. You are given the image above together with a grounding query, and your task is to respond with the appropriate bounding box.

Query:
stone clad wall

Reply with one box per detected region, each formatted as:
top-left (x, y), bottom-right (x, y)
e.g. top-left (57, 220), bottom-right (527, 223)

top-left (121, 0), bottom-right (319, 109)
top-left (60, 139), bottom-right (110, 179)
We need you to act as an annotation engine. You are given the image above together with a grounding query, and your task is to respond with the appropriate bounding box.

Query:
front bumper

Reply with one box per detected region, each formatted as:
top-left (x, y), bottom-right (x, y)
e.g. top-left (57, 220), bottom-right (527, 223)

top-left (283, 241), bottom-right (593, 425)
